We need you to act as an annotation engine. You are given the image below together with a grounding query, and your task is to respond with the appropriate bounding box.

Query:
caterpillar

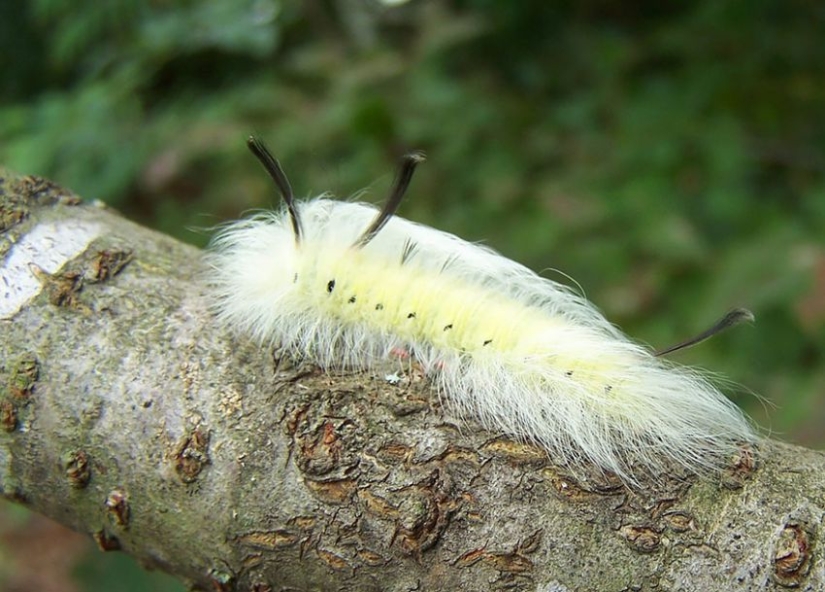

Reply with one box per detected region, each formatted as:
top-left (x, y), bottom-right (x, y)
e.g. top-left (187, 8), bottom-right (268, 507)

top-left (206, 136), bottom-right (756, 484)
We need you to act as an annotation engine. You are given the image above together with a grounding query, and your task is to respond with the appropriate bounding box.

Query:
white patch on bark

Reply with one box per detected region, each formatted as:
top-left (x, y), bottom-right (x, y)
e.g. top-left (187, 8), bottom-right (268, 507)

top-left (0, 220), bottom-right (101, 319)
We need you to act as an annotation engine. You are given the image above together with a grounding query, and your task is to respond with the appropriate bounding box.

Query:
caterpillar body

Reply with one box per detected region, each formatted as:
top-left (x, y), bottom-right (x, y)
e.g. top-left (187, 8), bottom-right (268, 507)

top-left (207, 137), bottom-right (756, 484)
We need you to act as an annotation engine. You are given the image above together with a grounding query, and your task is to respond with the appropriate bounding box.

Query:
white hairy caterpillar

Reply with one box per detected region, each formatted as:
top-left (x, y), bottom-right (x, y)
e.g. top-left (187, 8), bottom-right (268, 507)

top-left (207, 136), bottom-right (756, 483)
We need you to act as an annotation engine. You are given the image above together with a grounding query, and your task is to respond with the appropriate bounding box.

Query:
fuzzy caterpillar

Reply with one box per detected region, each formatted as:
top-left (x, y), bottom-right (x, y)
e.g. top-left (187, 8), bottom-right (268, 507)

top-left (206, 136), bottom-right (756, 484)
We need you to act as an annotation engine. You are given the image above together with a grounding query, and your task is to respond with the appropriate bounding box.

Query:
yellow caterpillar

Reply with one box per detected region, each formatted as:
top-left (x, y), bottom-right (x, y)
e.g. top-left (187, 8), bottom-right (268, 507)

top-left (206, 136), bottom-right (756, 484)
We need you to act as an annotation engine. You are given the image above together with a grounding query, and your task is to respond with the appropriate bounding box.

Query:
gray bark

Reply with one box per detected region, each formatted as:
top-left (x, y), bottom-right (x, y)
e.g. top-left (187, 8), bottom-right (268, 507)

top-left (0, 168), bottom-right (823, 592)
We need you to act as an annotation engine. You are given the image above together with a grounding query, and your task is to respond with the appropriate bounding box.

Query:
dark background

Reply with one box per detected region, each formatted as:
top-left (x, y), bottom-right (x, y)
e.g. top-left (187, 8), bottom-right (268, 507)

top-left (1, 1), bottom-right (823, 590)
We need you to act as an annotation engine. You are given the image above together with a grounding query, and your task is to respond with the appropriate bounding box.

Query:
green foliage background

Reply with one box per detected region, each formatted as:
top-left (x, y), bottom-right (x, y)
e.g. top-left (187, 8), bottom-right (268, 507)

top-left (1, 1), bottom-right (823, 590)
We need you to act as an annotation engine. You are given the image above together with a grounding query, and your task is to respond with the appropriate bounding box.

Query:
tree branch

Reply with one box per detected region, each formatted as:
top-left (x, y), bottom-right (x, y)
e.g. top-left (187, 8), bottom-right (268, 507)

top-left (0, 168), bottom-right (822, 591)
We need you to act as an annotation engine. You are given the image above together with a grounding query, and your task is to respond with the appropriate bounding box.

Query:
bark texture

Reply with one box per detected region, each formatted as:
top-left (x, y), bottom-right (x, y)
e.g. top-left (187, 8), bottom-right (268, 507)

top-left (0, 168), bottom-right (823, 592)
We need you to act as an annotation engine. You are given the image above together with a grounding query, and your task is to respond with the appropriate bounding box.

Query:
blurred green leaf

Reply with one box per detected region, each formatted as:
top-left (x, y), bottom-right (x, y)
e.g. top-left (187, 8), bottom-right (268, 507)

top-left (73, 551), bottom-right (185, 592)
